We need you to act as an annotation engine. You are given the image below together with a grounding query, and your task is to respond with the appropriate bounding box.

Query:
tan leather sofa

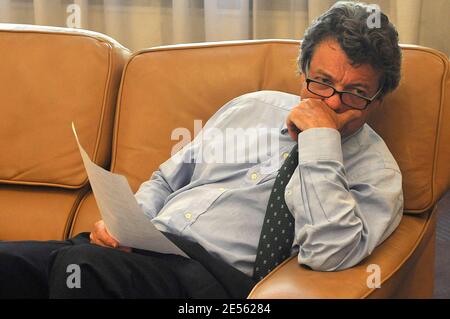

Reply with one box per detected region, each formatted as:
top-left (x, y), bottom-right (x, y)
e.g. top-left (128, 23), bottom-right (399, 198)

top-left (0, 24), bottom-right (130, 240)
top-left (1, 24), bottom-right (449, 298)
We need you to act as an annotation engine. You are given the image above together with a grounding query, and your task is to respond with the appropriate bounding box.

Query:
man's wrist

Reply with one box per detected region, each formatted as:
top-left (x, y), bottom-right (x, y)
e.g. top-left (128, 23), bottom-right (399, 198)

top-left (301, 123), bottom-right (338, 131)
top-left (298, 128), bottom-right (343, 163)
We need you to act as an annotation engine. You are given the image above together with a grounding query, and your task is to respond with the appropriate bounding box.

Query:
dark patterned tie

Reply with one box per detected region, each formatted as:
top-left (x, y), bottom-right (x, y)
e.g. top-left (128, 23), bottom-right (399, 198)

top-left (253, 144), bottom-right (299, 281)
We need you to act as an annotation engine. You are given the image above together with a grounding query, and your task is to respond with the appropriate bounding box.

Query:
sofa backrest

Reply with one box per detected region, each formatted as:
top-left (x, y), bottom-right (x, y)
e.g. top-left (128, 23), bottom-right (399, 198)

top-left (0, 24), bottom-right (129, 239)
top-left (111, 40), bottom-right (301, 189)
top-left (111, 40), bottom-right (450, 214)
top-left (368, 45), bottom-right (450, 213)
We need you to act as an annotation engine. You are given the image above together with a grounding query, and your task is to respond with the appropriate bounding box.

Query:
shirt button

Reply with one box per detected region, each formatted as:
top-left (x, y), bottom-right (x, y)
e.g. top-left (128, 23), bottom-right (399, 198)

top-left (286, 190), bottom-right (292, 196)
top-left (282, 152), bottom-right (289, 159)
top-left (251, 173), bottom-right (258, 180)
top-left (184, 212), bottom-right (192, 220)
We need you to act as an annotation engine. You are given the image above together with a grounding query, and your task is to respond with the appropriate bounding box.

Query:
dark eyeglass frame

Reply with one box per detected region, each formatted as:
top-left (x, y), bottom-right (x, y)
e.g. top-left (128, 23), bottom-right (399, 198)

top-left (305, 77), bottom-right (383, 110)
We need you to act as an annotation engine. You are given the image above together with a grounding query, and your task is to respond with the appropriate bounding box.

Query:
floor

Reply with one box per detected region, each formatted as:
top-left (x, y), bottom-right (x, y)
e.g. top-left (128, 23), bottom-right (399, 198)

top-left (433, 190), bottom-right (450, 298)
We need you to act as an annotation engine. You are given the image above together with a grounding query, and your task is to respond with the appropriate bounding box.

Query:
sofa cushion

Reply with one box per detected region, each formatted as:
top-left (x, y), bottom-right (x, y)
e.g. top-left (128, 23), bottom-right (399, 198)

top-left (0, 24), bottom-right (130, 189)
top-left (0, 185), bottom-right (87, 240)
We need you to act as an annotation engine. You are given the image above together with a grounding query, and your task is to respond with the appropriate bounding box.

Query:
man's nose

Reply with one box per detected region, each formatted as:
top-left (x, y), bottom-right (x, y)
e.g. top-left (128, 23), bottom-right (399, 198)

top-left (323, 93), bottom-right (344, 112)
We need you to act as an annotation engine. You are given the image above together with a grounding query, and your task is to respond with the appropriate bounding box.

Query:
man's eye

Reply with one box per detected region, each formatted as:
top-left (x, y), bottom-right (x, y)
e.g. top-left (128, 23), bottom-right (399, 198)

top-left (354, 89), bottom-right (368, 97)
top-left (317, 77), bottom-right (331, 84)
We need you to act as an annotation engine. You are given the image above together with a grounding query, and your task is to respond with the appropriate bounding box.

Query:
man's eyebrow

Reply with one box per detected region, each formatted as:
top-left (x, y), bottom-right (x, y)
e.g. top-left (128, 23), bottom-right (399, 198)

top-left (314, 68), bottom-right (334, 80)
top-left (314, 68), bottom-right (371, 91)
top-left (348, 82), bottom-right (370, 91)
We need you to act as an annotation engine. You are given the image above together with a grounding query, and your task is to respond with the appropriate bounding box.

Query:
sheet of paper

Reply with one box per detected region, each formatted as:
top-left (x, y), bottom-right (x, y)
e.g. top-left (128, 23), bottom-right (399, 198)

top-left (71, 122), bottom-right (188, 258)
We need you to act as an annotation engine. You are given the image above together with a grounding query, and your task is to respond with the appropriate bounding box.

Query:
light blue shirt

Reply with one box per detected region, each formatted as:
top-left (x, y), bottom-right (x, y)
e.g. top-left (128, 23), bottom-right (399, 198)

top-left (135, 90), bottom-right (403, 277)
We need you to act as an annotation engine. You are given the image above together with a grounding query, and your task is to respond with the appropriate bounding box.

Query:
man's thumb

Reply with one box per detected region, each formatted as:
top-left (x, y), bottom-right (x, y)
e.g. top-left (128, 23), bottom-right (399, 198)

top-left (337, 109), bottom-right (362, 127)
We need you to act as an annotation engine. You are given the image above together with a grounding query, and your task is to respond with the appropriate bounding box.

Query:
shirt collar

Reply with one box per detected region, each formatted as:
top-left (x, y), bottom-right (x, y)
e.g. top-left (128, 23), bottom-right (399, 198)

top-left (342, 124), bottom-right (365, 143)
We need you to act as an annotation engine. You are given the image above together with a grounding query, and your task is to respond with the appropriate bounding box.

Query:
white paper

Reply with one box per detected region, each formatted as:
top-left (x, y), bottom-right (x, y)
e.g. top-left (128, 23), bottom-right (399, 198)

top-left (71, 122), bottom-right (188, 258)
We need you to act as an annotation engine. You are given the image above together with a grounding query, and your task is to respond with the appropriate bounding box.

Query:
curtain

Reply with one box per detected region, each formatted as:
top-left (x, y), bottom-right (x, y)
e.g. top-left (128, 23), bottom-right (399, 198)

top-left (0, 0), bottom-right (448, 56)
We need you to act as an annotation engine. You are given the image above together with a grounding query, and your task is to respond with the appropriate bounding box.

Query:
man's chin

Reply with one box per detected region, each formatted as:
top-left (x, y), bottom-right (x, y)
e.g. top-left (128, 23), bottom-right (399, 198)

top-left (340, 123), bottom-right (364, 139)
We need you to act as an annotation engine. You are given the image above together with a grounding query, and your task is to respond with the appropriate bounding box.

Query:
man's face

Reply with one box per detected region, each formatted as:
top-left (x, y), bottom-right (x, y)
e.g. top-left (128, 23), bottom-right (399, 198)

top-left (299, 38), bottom-right (383, 137)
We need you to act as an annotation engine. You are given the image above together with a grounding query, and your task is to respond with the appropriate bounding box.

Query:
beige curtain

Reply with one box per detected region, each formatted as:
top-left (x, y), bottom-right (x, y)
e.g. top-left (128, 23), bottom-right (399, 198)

top-left (0, 0), bottom-right (448, 55)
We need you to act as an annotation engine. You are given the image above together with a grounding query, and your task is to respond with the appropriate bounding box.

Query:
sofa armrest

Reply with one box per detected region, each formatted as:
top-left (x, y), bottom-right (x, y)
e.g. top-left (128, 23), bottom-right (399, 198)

top-left (247, 209), bottom-right (436, 299)
top-left (247, 256), bottom-right (380, 298)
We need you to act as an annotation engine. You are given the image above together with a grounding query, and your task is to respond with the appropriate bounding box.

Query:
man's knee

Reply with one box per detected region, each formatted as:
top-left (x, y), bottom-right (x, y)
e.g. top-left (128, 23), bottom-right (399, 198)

top-left (50, 243), bottom-right (101, 267)
top-left (0, 242), bottom-right (53, 298)
top-left (0, 253), bottom-right (32, 297)
top-left (48, 244), bottom-right (186, 298)
top-left (48, 244), bottom-right (104, 286)
top-left (48, 244), bottom-right (122, 298)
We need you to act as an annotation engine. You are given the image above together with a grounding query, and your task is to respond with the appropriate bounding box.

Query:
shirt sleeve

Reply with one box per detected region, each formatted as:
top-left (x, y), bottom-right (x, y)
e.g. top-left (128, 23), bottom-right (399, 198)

top-left (134, 96), bottom-right (242, 220)
top-left (286, 127), bottom-right (404, 271)
top-left (134, 141), bottom-right (199, 220)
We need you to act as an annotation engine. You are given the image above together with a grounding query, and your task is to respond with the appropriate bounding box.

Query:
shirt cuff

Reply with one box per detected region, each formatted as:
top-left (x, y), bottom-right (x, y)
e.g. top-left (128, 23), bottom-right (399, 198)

top-left (298, 127), bottom-right (343, 163)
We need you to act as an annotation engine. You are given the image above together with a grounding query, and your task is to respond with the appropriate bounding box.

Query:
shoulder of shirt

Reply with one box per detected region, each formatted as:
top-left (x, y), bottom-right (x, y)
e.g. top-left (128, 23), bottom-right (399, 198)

top-left (202, 90), bottom-right (299, 130)
top-left (229, 90), bottom-right (300, 112)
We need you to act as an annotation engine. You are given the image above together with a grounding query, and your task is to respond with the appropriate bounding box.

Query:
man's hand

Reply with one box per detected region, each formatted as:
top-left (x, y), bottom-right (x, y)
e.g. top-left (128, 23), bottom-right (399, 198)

top-left (90, 220), bottom-right (131, 253)
top-left (286, 98), bottom-right (362, 141)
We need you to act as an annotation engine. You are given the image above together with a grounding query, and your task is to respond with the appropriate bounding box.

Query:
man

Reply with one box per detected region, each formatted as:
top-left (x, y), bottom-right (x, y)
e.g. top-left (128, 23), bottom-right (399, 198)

top-left (0, 1), bottom-right (403, 298)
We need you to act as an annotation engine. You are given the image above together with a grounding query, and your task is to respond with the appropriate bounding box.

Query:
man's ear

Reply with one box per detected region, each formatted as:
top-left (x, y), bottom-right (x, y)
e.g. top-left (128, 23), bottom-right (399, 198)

top-left (376, 96), bottom-right (385, 108)
top-left (299, 71), bottom-right (306, 83)
top-left (367, 98), bottom-right (383, 116)
top-left (299, 72), bottom-right (307, 97)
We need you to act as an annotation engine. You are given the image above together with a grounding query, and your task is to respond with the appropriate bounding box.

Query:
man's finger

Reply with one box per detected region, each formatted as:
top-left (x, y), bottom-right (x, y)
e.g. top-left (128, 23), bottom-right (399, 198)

top-left (90, 231), bottom-right (107, 246)
top-left (93, 229), bottom-right (118, 248)
top-left (335, 109), bottom-right (362, 128)
top-left (95, 221), bottom-right (119, 248)
top-left (288, 125), bottom-right (300, 141)
top-left (92, 233), bottom-right (119, 248)
top-left (118, 246), bottom-right (132, 253)
top-left (99, 231), bottom-right (119, 248)
top-left (103, 227), bottom-right (121, 248)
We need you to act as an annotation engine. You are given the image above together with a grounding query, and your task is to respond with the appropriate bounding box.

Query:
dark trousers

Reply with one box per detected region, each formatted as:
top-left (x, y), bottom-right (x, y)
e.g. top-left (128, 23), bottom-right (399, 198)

top-left (0, 232), bottom-right (256, 299)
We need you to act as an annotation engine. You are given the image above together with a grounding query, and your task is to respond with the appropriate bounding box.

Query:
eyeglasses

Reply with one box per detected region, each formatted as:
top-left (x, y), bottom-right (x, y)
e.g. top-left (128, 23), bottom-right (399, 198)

top-left (305, 78), bottom-right (383, 110)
